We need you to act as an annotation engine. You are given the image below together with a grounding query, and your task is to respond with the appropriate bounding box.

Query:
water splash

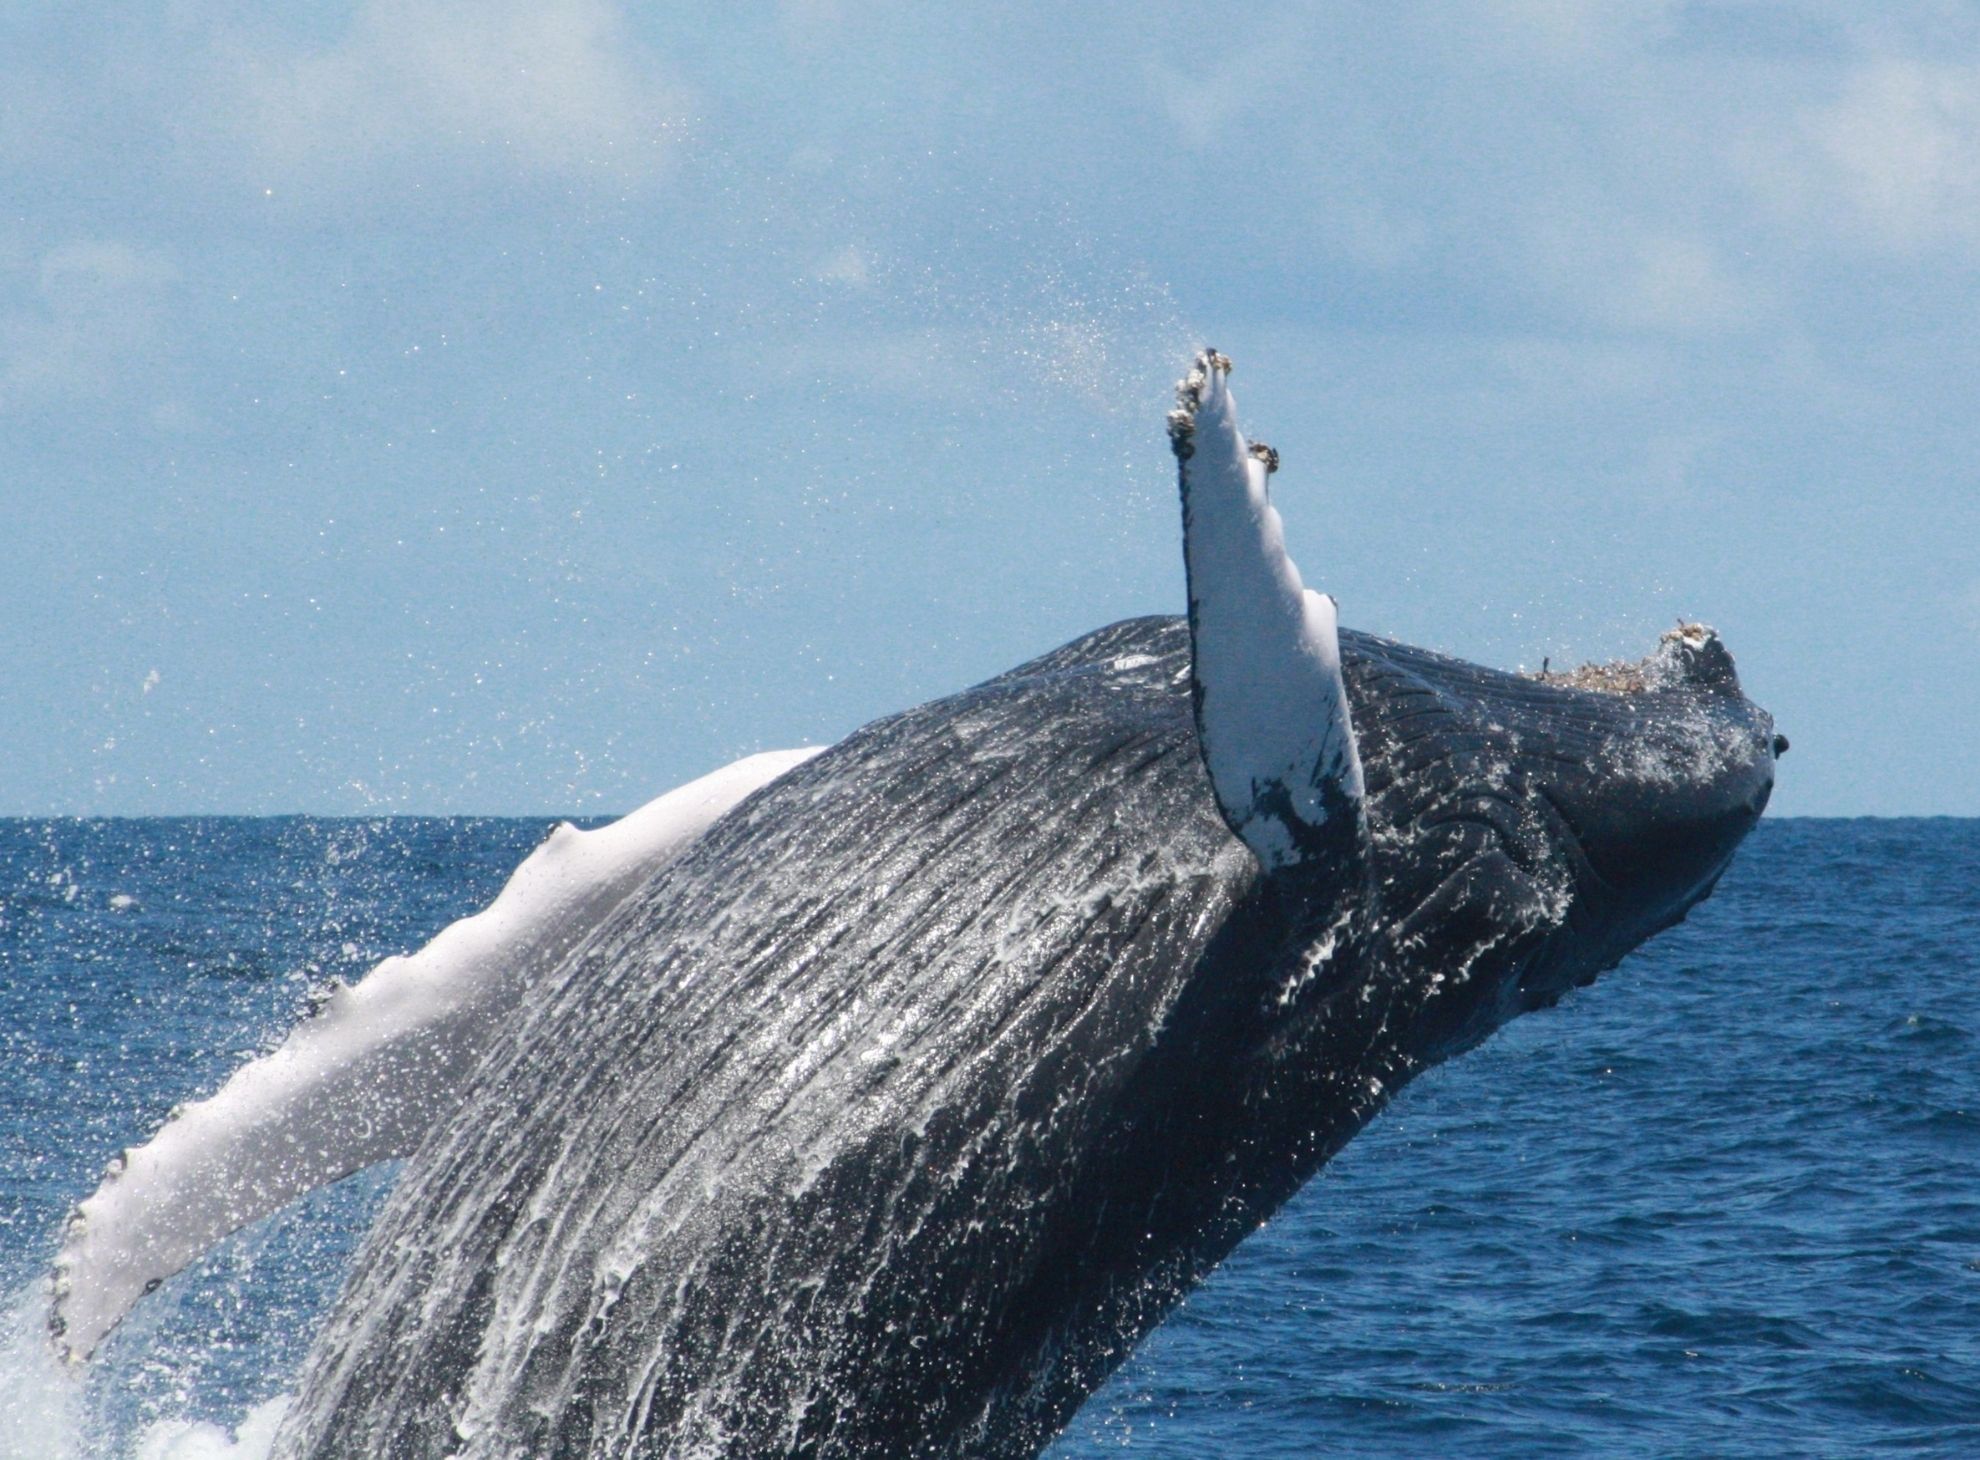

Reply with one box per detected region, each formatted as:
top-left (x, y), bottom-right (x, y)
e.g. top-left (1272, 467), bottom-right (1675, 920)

top-left (1, 1282), bottom-right (294, 1460)
top-left (127, 1399), bottom-right (289, 1460)
top-left (0, 1285), bottom-right (83, 1460)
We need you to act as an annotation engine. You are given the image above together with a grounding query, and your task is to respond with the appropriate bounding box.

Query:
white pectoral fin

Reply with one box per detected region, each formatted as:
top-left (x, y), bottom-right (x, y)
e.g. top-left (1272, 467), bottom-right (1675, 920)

top-left (1172, 350), bottom-right (1363, 871)
top-left (47, 746), bottom-right (824, 1362)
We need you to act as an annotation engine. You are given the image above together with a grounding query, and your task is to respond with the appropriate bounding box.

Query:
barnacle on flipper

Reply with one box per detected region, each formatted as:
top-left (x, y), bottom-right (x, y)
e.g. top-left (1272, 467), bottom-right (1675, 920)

top-left (1167, 348), bottom-right (1233, 460)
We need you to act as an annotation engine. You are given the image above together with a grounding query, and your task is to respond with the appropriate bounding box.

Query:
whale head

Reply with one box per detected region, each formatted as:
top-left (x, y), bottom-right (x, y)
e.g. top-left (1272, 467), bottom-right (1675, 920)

top-left (1168, 349), bottom-right (1778, 1070)
top-left (1533, 624), bottom-right (1779, 955)
top-left (1333, 619), bottom-right (1780, 1065)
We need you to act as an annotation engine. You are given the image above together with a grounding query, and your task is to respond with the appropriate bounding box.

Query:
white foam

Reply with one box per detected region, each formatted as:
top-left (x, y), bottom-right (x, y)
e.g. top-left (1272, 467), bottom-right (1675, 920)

top-left (0, 1286), bottom-right (83, 1460)
top-left (130, 1399), bottom-right (289, 1460)
top-left (4, 1278), bottom-right (297, 1460)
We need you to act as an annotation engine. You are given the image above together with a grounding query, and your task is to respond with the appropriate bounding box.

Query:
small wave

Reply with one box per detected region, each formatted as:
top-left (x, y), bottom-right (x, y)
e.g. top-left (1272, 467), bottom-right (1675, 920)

top-left (1886, 1012), bottom-right (1971, 1050)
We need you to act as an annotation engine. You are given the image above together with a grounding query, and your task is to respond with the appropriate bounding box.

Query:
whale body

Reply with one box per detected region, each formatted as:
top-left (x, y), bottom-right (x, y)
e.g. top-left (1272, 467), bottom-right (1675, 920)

top-left (54, 354), bottom-right (1780, 1458)
top-left (275, 603), bottom-right (1773, 1459)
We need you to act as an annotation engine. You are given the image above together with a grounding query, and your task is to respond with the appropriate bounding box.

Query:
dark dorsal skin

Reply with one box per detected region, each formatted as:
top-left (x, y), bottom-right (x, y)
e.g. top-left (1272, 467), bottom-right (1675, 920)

top-left (275, 615), bottom-right (1775, 1460)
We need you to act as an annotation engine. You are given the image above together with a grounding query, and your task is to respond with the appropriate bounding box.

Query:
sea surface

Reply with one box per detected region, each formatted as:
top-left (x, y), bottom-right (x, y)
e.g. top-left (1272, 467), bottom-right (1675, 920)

top-left (0, 816), bottom-right (1974, 1457)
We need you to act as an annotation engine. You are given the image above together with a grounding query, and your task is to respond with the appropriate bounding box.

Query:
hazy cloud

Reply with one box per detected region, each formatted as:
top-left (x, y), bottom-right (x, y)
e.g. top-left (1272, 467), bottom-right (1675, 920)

top-left (194, 0), bottom-right (689, 194)
top-left (1734, 52), bottom-right (1980, 259)
top-left (1957, 580), bottom-right (1980, 635)
top-left (1609, 234), bottom-right (1760, 335)
top-left (1802, 58), bottom-right (1980, 254)
top-left (1486, 0), bottom-right (1681, 62)
top-left (812, 246), bottom-right (873, 289)
top-left (1144, 52), bottom-right (1281, 152)
top-left (0, 240), bottom-right (177, 408)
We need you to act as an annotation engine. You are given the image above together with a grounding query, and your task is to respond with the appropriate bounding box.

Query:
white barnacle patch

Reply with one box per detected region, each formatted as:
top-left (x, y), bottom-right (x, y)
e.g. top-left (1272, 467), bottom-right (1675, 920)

top-left (1173, 350), bottom-right (1363, 870)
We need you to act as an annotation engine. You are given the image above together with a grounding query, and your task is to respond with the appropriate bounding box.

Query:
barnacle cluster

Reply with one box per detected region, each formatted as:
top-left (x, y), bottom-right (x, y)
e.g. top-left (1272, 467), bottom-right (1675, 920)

top-left (1166, 348), bottom-right (1232, 461)
top-left (1528, 623), bottom-right (1728, 696)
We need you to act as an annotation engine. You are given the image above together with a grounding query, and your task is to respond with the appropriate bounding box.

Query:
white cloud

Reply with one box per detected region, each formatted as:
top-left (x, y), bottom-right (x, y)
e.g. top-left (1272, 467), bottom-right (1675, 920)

top-left (39, 240), bottom-right (175, 303)
top-left (1610, 234), bottom-right (1760, 334)
top-left (150, 399), bottom-right (207, 435)
top-left (1519, 211), bottom-right (1761, 338)
top-left (0, 66), bottom-right (74, 170)
top-left (1485, 0), bottom-right (1680, 62)
top-left (197, 0), bottom-right (688, 193)
top-left (1141, 14), bottom-right (1320, 153)
top-left (1144, 55), bottom-right (1262, 153)
top-left (778, 0), bottom-right (852, 36)
top-left (1638, 425), bottom-right (1732, 505)
top-left (812, 246), bottom-right (872, 289)
top-left (1813, 59), bottom-right (1980, 250)
top-left (1759, 57), bottom-right (1980, 255)
top-left (0, 240), bottom-right (177, 409)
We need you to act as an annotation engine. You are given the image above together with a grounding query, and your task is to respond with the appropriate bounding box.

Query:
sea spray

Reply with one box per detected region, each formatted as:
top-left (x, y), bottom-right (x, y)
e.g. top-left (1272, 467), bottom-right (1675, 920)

top-left (0, 1285), bottom-right (84, 1460)
top-left (2, 1282), bottom-right (296, 1460)
top-left (128, 1398), bottom-right (289, 1460)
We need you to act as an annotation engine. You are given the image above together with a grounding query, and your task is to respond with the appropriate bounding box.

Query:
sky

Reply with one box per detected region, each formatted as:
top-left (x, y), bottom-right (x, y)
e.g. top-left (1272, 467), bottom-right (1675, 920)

top-left (1, 1), bottom-right (1975, 817)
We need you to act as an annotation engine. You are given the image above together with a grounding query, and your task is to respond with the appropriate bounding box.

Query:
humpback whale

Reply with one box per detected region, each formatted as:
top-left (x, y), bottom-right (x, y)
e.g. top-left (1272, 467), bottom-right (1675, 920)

top-left (51, 353), bottom-right (1779, 1458)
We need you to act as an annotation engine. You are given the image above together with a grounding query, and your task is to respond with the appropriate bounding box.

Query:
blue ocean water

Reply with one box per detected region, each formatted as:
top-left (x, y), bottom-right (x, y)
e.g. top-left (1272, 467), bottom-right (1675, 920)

top-left (0, 817), bottom-right (1974, 1456)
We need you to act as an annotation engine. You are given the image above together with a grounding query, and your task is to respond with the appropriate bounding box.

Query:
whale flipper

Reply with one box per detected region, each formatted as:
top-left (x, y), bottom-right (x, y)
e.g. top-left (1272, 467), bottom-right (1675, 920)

top-left (1171, 350), bottom-right (1363, 870)
top-left (47, 748), bottom-right (821, 1362)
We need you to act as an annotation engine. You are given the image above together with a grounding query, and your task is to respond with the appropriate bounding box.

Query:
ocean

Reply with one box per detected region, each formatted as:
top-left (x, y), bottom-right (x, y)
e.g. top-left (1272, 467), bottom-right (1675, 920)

top-left (0, 816), bottom-right (1973, 1457)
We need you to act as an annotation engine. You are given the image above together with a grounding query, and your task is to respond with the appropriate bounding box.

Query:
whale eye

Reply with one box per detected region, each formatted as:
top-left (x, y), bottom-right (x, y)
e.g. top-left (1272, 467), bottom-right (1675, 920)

top-left (1773, 734), bottom-right (1790, 757)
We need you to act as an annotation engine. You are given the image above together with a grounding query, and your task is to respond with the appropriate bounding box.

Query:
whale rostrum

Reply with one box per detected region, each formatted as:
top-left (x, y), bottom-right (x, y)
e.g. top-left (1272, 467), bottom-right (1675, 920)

top-left (51, 351), bottom-right (1779, 1460)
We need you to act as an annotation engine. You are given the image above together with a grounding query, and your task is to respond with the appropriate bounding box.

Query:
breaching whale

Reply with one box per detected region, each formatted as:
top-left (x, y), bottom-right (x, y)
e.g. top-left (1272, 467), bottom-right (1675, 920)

top-left (52, 352), bottom-right (1779, 1458)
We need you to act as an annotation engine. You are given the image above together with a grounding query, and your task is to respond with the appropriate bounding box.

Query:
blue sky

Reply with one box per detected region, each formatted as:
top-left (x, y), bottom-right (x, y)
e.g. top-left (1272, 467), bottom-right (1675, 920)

top-left (2, 1), bottom-right (1974, 816)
